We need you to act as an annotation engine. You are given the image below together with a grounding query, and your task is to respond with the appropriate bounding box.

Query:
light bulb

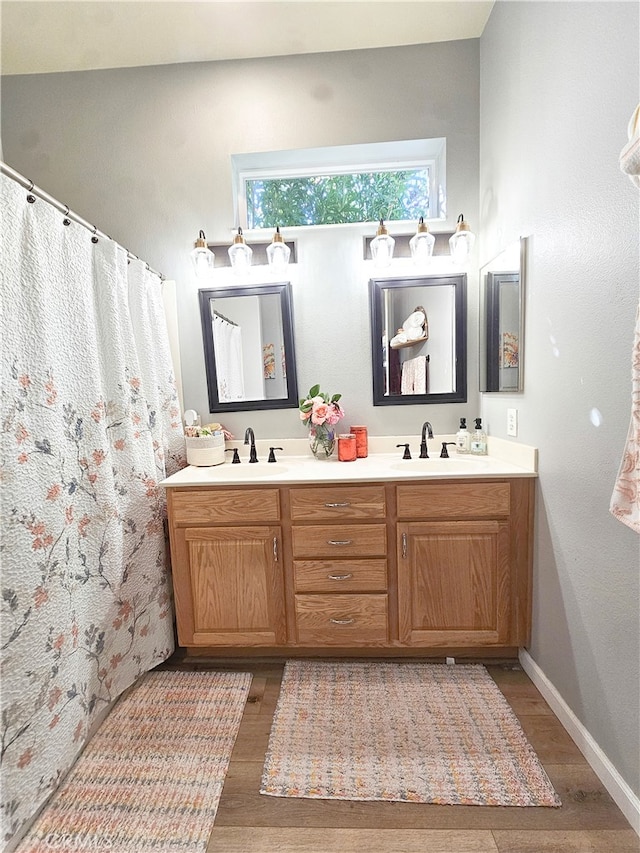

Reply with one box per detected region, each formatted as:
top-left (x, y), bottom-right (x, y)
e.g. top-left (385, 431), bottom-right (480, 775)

top-left (190, 230), bottom-right (215, 279)
top-left (370, 219), bottom-right (395, 268)
top-left (266, 226), bottom-right (291, 276)
top-left (409, 217), bottom-right (435, 266)
top-left (449, 214), bottom-right (476, 265)
top-left (228, 227), bottom-right (253, 276)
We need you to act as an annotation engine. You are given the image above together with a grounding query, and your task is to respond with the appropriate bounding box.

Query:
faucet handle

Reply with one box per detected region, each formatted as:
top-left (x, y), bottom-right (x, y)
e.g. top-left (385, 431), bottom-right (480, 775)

top-left (226, 448), bottom-right (241, 464)
top-left (268, 447), bottom-right (283, 463)
top-left (396, 443), bottom-right (412, 460)
top-left (440, 441), bottom-right (456, 459)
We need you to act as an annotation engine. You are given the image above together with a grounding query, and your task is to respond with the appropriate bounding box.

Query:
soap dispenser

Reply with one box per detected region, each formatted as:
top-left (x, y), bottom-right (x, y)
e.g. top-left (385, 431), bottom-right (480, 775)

top-left (470, 418), bottom-right (487, 455)
top-left (455, 418), bottom-right (470, 454)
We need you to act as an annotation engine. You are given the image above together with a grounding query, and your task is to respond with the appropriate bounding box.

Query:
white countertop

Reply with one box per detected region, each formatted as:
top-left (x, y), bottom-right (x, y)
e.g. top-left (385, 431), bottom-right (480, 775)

top-left (161, 435), bottom-right (537, 488)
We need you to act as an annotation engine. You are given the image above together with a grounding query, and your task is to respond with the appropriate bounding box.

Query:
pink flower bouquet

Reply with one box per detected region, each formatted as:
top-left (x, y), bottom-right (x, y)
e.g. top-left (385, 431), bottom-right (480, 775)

top-left (299, 384), bottom-right (344, 457)
top-left (299, 384), bottom-right (344, 427)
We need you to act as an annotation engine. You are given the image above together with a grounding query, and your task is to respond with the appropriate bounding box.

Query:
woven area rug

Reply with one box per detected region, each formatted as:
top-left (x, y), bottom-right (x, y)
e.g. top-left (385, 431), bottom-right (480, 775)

top-left (261, 660), bottom-right (561, 807)
top-left (19, 669), bottom-right (252, 852)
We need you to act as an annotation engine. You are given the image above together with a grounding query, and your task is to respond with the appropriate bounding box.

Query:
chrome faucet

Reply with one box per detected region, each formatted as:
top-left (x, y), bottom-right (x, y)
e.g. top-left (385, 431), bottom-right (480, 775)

top-left (244, 427), bottom-right (258, 463)
top-left (419, 421), bottom-right (434, 458)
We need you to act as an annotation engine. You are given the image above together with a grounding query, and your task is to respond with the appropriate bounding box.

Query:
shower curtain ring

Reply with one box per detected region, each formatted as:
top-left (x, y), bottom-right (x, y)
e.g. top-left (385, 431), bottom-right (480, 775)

top-left (91, 226), bottom-right (99, 244)
top-left (26, 179), bottom-right (36, 204)
top-left (63, 205), bottom-right (71, 226)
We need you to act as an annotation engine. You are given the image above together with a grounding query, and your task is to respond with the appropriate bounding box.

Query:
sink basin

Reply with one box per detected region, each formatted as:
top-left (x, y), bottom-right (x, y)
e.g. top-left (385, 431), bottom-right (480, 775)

top-left (391, 457), bottom-right (490, 473)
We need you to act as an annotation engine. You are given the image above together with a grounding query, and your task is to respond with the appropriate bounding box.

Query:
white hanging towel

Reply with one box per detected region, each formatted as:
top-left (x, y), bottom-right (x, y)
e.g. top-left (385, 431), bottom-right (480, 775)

top-left (610, 301), bottom-right (640, 533)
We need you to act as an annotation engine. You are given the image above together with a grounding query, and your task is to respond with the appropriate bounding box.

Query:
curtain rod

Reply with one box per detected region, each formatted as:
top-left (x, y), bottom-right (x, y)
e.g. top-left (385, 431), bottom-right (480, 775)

top-left (212, 309), bottom-right (238, 327)
top-left (1, 161), bottom-right (165, 280)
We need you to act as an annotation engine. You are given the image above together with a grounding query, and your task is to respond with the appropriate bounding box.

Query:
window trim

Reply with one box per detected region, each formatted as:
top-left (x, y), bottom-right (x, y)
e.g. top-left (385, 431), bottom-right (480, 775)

top-left (231, 138), bottom-right (446, 231)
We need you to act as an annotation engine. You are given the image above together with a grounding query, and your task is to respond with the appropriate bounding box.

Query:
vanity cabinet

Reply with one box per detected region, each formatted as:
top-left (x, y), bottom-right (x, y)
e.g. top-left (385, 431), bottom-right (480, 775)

top-left (289, 485), bottom-right (389, 646)
top-left (166, 488), bottom-right (286, 646)
top-left (396, 481), bottom-right (530, 647)
top-left (165, 477), bottom-right (533, 656)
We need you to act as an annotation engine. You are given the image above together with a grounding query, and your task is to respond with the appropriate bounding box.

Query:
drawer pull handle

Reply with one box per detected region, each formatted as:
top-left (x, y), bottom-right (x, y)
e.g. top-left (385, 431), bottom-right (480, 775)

top-left (325, 501), bottom-right (351, 508)
top-left (402, 532), bottom-right (408, 559)
top-left (329, 617), bottom-right (355, 625)
top-left (328, 539), bottom-right (352, 546)
top-left (328, 573), bottom-right (353, 581)
top-left (273, 537), bottom-right (278, 562)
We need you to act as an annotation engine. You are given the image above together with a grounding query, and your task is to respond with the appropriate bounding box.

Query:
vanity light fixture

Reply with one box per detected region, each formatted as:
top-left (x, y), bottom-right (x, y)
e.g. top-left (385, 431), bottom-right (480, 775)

top-left (266, 226), bottom-right (291, 276)
top-left (449, 214), bottom-right (476, 265)
top-left (228, 227), bottom-right (253, 275)
top-left (409, 217), bottom-right (435, 266)
top-left (190, 229), bottom-right (215, 280)
top-left (370, 219), bottom-right (395, 268)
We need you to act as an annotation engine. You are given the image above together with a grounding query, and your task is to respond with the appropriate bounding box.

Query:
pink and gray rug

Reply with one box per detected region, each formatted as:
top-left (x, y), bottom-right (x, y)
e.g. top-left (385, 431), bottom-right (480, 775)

top-left (19, 669), bottom-right (252, 851)
top-left (261, 660), bottom-right (560, 807)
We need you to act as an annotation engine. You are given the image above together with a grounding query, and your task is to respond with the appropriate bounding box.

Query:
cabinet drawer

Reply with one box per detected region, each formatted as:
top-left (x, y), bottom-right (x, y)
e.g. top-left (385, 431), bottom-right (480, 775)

top-left (397, 482), bottom-right (511, 519)
top-left (289, 486), bottom-right (386, 520)
top-left (170, 489), bottom-right (280, 524)
top-left (294, 559), bottom-right (387, 593)
top-left (292, 524), bottom-right (387, 558)
top-left (294, 594), bottom-right (388, 645)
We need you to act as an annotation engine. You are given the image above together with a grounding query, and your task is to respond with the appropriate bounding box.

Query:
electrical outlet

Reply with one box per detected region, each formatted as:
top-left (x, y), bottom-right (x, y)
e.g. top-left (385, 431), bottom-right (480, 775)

top-left (507, 408), bottom-right (518, 437)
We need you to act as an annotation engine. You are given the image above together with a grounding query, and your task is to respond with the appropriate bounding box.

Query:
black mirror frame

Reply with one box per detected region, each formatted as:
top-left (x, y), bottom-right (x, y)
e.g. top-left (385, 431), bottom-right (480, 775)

top-left (484, 271), bottom-right (519, 393)
top-left (369, 272), bottom-right (467, 406)
top-left (198, 281), bottom-right (299, 413)
top-left (480, 236), bottom-right (526, 394)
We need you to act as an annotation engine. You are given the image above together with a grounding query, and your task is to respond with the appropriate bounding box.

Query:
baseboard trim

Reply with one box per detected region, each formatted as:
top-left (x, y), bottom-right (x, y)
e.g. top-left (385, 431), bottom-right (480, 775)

top-left (519, 648), bottom-right (640, 835)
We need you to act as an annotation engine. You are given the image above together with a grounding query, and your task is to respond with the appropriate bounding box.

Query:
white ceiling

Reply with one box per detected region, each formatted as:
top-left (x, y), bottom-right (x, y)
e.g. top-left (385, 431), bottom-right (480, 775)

top-left (1, 0), bottom-right (494, 76)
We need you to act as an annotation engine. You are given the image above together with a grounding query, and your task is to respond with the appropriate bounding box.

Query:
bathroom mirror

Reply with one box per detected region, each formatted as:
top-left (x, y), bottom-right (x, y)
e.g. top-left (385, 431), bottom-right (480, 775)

top-left (480, 238), bottom-right (526, 392)
top-left (369, 273), bottom-right (467, 406)
top-left (198, 282), bottom-right (299, 413)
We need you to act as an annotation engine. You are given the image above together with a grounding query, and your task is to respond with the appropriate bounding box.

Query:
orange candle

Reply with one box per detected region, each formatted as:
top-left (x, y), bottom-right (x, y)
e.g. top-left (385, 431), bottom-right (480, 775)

top-left (338, 433), bottom-right (357, 462)
top-left (350, 425), bottom-right (368, 458)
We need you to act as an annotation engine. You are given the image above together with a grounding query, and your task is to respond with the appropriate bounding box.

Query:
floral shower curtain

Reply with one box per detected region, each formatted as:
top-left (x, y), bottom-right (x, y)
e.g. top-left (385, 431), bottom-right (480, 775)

top-left (0, 173), bottom-right (185, 848)
top-left (212, 312), bottom-right (245, 402)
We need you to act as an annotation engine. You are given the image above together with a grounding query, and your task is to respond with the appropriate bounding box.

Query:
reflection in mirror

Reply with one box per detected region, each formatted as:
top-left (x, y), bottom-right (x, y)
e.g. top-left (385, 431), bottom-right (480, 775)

top-left (369, 273), bottom-right (467, 406)
top-left (480, 238), bottom-right (526, 392)
top-left (198, 282), bottom-right (299, 412)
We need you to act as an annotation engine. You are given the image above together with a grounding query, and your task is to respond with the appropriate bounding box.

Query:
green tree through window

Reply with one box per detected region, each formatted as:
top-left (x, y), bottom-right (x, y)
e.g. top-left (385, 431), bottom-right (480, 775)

top-left (246, 169), bottom-right (430, 229)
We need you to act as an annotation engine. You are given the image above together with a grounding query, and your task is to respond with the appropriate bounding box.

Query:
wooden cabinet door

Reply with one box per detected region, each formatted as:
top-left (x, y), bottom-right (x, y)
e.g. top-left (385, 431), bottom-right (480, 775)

top-left (176, 525), bottom-right (286, 646)
top-left (397, 520), bottom-right (511, 646)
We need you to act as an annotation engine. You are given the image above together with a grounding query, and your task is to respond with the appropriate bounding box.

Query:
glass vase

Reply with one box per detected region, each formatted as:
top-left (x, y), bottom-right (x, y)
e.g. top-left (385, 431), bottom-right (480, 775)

top-left (308, 425), bottom-right (336, 459)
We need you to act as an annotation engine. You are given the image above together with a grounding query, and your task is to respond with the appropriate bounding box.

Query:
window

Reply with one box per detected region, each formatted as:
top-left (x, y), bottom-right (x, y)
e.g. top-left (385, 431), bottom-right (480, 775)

top-left (232, 138), bottom-right (446, 230)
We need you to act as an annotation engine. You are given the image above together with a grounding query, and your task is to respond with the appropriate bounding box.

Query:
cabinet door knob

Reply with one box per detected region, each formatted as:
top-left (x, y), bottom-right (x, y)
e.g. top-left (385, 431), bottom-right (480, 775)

top-left (273, 537), bottom-right (278, 562)
top-left (329, 617), bottom-right (355, 625)
top-left (328, 572), bottom-right (353, 580)
top-left (324, 502), bottom-right (351, 508)
top-left (402, 532), bottom-right (408, 559)
top-left (328, 539), bottom-right (352, 546)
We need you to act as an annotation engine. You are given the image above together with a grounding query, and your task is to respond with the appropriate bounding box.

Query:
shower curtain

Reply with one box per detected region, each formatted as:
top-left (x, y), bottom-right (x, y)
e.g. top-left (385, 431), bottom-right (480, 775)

top-left (212, 312), bottom-right (245, 402)
top-left (0, 173), bottom-right (185, 847)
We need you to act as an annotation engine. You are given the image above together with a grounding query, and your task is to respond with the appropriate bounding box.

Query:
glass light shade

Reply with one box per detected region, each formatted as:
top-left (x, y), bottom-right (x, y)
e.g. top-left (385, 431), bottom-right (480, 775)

top-left (370, 220), bottom-right (395, 268)
top-left (409, 218), bottom-right (435, 266)
top-left (449, 214), bottom-right (476, 265)
top-left (266, 227), bottom-right (291, 276)
top-left (228, 227), bottom-right (253, 275)
top-left (190, 230), bottom-right (215, 279)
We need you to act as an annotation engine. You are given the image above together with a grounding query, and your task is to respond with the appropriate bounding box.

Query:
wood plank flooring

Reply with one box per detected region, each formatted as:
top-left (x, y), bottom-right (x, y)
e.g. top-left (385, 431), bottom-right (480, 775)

top-left (163, 656), bottom-right (638, 853)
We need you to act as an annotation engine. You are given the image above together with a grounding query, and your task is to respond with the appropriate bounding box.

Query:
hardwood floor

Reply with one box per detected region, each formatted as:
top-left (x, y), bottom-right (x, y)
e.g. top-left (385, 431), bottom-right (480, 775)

top-left (164, 656), bottom-right (638, 853)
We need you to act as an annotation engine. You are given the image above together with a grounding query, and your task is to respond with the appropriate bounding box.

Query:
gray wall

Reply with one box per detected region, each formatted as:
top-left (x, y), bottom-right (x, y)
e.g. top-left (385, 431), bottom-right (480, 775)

top-left (480, 1), bottom-right (640, 797)
top-left (1, 40), bottom-right (480, 440)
